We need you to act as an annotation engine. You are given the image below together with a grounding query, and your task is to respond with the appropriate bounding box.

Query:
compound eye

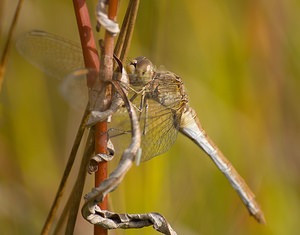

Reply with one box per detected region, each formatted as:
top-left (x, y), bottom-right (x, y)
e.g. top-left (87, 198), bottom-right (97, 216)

top-left (131, 59), bottom-right (138, 67)
top-left (126, 59), bottom-right (138, 74)
top-left (135, 57), bottom-right (153, 75)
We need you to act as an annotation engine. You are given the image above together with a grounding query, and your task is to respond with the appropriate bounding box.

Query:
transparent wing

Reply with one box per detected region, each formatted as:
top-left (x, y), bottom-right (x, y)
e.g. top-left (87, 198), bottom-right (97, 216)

top-left (109, 72), bottom-right (187, 162)
top-left (17, 30), bottom-right (89, 111)
top-left (16, 30), bottom-right (84, 79)
top-left (59, 69), bottom-right (89, 111)
top-left (139, 100), bottom-right (183, 162)
top-left (17, 30), bottom-right (187, 162)
top-left (59, 68), bottom-right (128, 112)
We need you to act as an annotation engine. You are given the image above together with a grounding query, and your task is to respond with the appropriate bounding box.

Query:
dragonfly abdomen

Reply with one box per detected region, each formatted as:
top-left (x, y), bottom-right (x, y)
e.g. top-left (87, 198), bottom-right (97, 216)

top-left (179, 106), bottom-right (266, 224)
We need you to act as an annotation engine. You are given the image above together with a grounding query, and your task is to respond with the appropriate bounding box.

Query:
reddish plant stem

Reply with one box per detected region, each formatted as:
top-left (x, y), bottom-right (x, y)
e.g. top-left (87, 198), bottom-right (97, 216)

top-left (94, 1), bottom-right (119, 235)
top-left (94, 123), bottom-right (108, 235)
top-left (73, 1), bottom-right (118, 234)
top-left (40, 2), bottom-right (98, 233)
top-left (72, 0), bottom-right (107, 235)
top-left (73, 0), bottom-right (100, 86)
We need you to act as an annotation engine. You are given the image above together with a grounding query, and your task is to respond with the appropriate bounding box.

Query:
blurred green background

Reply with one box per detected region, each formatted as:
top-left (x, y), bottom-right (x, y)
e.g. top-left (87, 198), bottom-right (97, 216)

top-left (1, 0), bottom-right (300, 234)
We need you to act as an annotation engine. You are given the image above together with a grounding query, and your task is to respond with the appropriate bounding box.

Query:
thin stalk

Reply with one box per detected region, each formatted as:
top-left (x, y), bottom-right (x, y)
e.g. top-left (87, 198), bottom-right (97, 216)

top-left (40, 0), bottom-right (100, 233)
top-left (114, 0), bottom-right (140, 64)
top-left (73, 0), bottom-right (100, 84)
top-left (59, 0), bottom-right (102, 233)
top-left (94, 1), bottom-right (120, 235)
top-left (0, 0), bottom-right (24, 91)
top-left (52, 129), bottom-right (95, 235)
top-left (65, 129), bottom-right (95, 234)
top-left (41, 106), bottom-right (90, 235)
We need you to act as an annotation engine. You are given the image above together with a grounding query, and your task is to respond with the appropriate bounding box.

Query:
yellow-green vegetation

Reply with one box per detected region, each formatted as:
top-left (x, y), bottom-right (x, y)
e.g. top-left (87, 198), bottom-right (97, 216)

top-left (1, 0), bottom-right (299, 234)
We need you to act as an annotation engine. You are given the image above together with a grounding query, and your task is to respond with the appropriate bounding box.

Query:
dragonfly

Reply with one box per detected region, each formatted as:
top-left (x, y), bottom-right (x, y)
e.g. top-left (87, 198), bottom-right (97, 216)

top-left (17, 30), bottom-right (265, 224)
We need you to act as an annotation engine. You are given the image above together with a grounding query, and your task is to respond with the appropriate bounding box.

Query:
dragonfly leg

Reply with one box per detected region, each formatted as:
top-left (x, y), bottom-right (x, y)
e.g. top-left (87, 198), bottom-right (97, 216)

top-left (108, 128), bottom-right (132, 137)
top-left (142, 99), bottom-right (149, 135)
top-left (128, 88), bottom-right (146, 113)
top-left (138, 92), bottom-right (145, 120)
top-left (130, 91), bottom-right (149, 135)
top-left (128, 86), bottom-right (144, 96)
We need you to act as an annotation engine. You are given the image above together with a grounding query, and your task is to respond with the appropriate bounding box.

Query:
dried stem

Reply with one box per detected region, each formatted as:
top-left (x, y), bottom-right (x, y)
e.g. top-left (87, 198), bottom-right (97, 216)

top-left (94, 1), bottom-right (120, 235)
top-left (73, 0), bottom-right (100, 87)
top-left (114, 0), bottom-right (140, 64)
top-left (41, 0), bottom-right (101, 234)
top-left (41, 107), bottom-right (90, 235)
top-left (51, 129), bottom-right (95, 235)
top-left (0, 0), bottom-right (24, 92)
top-left (63, 0), bottom-right (102, 233)
top-left (64, 129), bottom-right (95, 234)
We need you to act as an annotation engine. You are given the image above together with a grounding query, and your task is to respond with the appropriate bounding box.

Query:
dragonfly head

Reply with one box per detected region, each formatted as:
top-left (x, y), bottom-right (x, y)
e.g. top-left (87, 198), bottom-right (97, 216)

top-left (126, 57), bottom-right (154, 85)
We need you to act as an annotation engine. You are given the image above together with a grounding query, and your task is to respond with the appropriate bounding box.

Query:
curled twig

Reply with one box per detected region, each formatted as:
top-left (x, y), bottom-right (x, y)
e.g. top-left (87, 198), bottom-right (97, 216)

top-left (96, 0), bottom-right (120, 35)
top-left (83, 210), bottom-right (177, 235)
